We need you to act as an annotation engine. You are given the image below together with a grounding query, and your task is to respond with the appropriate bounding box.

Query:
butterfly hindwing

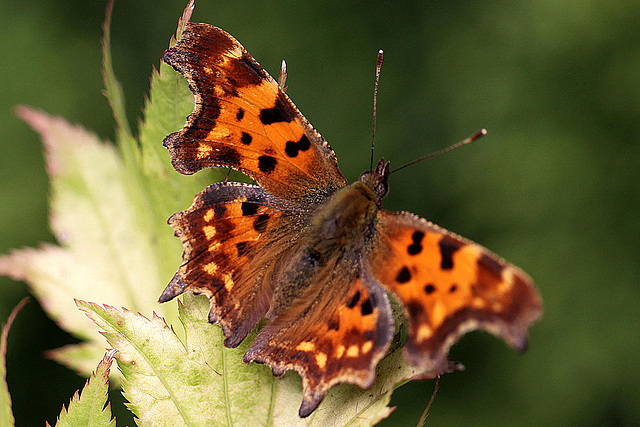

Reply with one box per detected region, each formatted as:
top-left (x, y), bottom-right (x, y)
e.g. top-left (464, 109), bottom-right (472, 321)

top-left (163, 22), bottom-right (347, 200)
top-left (243, 258), bottom-right (394, 417)
top-left (365, 210), bottom-right (542, 376)
top-left (159, 182), bottom-right (304, 347)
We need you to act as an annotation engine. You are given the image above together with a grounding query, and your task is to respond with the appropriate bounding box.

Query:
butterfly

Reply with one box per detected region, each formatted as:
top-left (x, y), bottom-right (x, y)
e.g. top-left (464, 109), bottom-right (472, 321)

top-left (158, 21), bottom-right (542, 418)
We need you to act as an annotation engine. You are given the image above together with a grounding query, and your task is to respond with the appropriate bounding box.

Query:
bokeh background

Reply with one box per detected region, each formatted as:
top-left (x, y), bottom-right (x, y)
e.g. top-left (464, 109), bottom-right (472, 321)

top-left (1, 1), bottom-right (639, 425)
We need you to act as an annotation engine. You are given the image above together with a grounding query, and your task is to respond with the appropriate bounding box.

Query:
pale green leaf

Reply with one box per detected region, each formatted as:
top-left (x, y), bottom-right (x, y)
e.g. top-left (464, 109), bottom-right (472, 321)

top-left (0, 6), bottom-right (213, 376)
top-left (134, 59), bottom-right (219, 285)
top-left (177, 294), bottom-right (277, 425)
top-left (0, 298), bottom-right (28, 427)
top-left (0, 107), bottom-right (176, 373)
top-left (78, 294), bottom-right (417, 426)
top-left (50, 350), bottom-right (116, 427)
top-left (77, 296), bottom-right (272, 426)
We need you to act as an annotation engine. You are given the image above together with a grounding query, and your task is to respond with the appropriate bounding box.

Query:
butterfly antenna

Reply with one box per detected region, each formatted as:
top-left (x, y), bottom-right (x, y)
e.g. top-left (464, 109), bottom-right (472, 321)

top-left (390, 128), bottom-right (487, 174)
top-left (370, 49), bottom-right (384, 172)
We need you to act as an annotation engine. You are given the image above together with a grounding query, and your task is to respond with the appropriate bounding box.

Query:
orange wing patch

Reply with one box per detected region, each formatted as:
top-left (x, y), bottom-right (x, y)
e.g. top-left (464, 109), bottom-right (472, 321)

top-left (367, 211), bottom-right (542, 376)
top-left (163, 22), bottom-right (347, 200)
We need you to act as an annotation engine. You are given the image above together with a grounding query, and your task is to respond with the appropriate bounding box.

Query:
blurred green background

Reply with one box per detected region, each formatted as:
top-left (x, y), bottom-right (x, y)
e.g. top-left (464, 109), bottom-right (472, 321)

top-left (1, 0), bottom-right (638, 425)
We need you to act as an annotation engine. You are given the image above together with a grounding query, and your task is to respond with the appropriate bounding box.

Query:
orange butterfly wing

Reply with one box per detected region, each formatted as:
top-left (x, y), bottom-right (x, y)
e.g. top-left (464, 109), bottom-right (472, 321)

top-left (163, 22), bottom-right (347, 200)
top-left (160, 182), bottom-right (301, 347)
top-left (366, 210), bottom-right (542, 376)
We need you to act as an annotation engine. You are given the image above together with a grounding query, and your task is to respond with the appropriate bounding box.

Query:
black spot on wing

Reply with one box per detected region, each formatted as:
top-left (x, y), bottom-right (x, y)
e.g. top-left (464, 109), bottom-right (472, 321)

top-left (209, 276), bottom-right (225, 289)
top-left (240, 132), bottom-right (252, 145)
top-left (408, 231), bottom-right (424, 255)
top-left (328, 317), bottom-right (340, 331)
top-left (424, 284), bottom-right (436, 294)
top-left (236, 241), bottom-right (248, 256)
top-left (216, 146), bottom-right (241, 167)
top-left (396, 266), bottom-right (411, 283)
top-left (361, 298), bottom-right (373, 316)
top-left (211, 218), bottom-right (233, 236)
top-left (259, 93), bottom-right (295, 125)
top-left (214, 205), bottom-right (227, 218)
top-left (284, 135), bottom-right (311, 157)
top-left (241, 202), bottom-right (258, 216)
top-left (258, 155), bottom-right (277, 173)
top-left (346, 290), bottom-right (361, 309)
top-left (236, 108), bottom-right (245, 121)
top-left (438, 236), bottom-right (462, 270)
top-left (253, 214), bottom-right (269, 233)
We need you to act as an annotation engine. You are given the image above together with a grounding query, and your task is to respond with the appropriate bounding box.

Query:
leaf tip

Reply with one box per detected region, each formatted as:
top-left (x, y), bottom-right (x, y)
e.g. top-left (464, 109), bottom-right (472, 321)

top-left (53, 350), bottom-right (117, 426)
top-left (74, 299), bottom-right (90, 310)
top-left (172, 0), bottom-right (195, 45)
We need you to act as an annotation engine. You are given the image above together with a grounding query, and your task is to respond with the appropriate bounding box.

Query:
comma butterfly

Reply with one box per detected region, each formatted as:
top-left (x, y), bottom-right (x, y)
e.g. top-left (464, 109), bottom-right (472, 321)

top-left (158, 20), bottom-right (542, 417)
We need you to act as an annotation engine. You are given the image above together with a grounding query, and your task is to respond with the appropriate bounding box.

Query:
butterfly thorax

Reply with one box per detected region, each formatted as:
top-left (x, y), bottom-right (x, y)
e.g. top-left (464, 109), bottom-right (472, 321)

top-left (311, 181), bottom-right (378, 243)
top-left (269, 162), bottom-right (389, 307)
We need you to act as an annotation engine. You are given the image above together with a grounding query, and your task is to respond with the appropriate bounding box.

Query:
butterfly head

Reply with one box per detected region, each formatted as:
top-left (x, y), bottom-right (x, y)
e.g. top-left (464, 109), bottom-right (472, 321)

top-left (359, 158), bottom-right (390, 204)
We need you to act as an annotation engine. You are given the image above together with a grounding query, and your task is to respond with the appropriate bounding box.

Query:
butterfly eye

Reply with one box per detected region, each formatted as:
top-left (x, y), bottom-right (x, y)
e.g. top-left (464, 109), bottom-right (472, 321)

top-left (358, 170), bottom-right (372, 184)
top-left (375, 181), bottom-right (389, 199)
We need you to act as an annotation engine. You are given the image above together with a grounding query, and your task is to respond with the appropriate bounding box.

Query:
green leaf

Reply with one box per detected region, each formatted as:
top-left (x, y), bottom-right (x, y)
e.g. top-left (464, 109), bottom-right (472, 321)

top-left (0, 107), bottom-right (174, 373)
top-left (50, 350), bottom-right (116, 427)
top-left (134, 60), bottom-right (220, 285)
top-left (0, 298), bottom-right (28, 427)
top-left (78, 295), bottom-right (417, 426)
top-left (77, 296), bottom-right (273, 426)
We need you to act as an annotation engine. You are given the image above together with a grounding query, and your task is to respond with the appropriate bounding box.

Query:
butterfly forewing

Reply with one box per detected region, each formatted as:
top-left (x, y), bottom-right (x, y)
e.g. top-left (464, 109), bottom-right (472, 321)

top-left (163, 22), bottom-right (347, 201)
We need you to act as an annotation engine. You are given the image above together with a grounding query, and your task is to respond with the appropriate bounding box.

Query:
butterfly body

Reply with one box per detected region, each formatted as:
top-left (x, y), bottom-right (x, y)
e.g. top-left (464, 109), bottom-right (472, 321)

top-left (268, 182), bottom-right (375, 308)
top-left (159, 21), bottom-right (542, 417)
